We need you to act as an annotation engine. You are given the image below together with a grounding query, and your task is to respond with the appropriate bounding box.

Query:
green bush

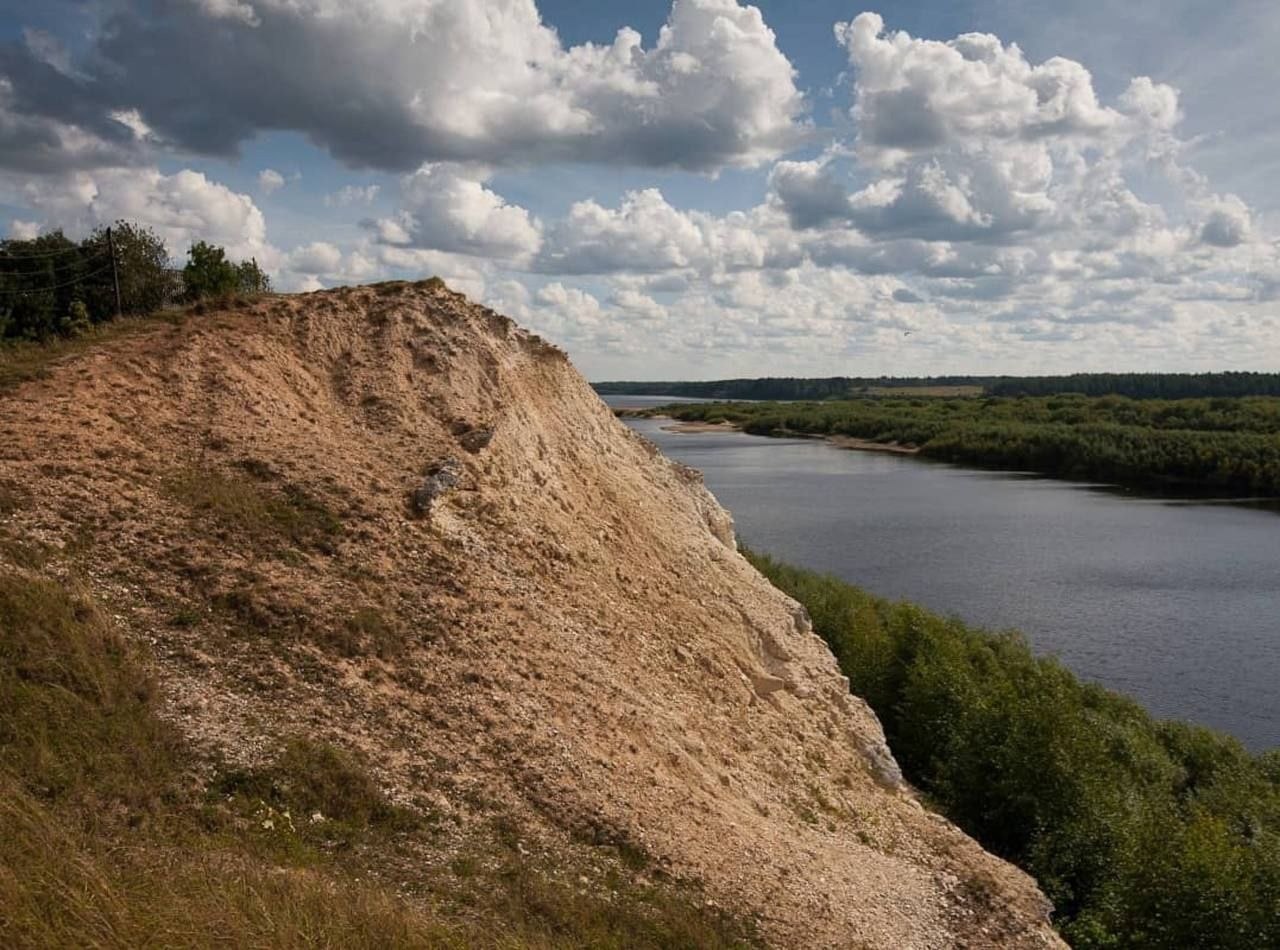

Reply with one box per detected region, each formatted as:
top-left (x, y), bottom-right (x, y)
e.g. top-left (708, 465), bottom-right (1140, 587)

top-left (182, 242), bottom-right (272, 302)
top-left (235, 258), bottom-right (271, 294)
top-left (182, 241), bottom-right (240, 301)
top-left (746, 549), bottom-right (1280, 948)
top-left (1, 223), bottom-right (176, 342)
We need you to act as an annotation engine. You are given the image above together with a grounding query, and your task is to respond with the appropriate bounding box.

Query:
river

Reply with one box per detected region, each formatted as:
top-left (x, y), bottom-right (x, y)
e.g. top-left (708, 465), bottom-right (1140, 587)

top-left (608, 399), bottom-right (1280, 751)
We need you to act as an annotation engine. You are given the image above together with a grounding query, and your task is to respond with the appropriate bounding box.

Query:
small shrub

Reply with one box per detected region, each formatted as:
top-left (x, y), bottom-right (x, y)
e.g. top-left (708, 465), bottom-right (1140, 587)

top-left (0, 480), bottom-right (25, 516)
top-left (332, 606), bottom-right (404, 659)
top-left (65, 299), bottom-right (91, 336)
top-left (213, 738), bottom-right (413, 836)
top-left (183, 241), bottom-right (240, 301)
top-left (168, 605), bottom-right (204, 628)
top-left (167, 467), bottom-right (342, 553)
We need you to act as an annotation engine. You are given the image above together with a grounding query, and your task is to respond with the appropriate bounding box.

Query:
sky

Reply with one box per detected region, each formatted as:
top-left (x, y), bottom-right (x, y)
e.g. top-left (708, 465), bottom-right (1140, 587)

top-left (1, 1), bottom-right (1278, 380)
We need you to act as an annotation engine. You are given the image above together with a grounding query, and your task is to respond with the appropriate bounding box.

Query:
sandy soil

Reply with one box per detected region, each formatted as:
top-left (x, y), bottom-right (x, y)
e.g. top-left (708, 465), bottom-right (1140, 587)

top-left (659, 418), bottom-right (922, 455)
top-left (0, 282), bottom-right (1060, 948)
top-left (826, 435), bottom-right (921, 455)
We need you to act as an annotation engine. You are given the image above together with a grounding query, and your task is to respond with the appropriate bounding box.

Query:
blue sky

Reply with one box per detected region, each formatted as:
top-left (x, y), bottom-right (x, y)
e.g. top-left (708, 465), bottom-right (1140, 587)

top-left (1, 0), bottom-right (1277, 378)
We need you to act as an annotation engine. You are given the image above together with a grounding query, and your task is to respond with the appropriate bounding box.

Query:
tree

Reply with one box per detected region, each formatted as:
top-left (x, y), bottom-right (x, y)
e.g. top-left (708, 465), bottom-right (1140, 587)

top-left (79, 221), bottom-right (174, 319)
top-left (0, 230), bottom-right (81, 340)
top-left (92, 222), bottom-right (174, 315)
top-left (235, 258), bottom-right (271, 294)
top-left (183, 241), bottom-right (240, 301)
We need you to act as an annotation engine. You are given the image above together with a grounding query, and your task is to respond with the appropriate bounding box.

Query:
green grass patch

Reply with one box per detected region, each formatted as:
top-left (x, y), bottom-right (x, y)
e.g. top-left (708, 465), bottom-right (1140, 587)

top-left (0, 536), bottom-right (51, 570)
top-left (167, 466), bottom-right (342, 554)
top-left (0, 480), bottom-right (26, 516)
top-left (333, 606), bottom-right (405, 659)
top-left (212, 738), bottom-right (417, 842)
top-left (0, 572), bottom-right (182, 813)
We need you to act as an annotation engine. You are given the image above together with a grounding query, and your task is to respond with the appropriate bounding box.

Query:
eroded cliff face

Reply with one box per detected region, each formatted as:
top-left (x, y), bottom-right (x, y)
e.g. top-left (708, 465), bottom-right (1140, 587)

top-left (0, 282), bottom-right (1062, 948)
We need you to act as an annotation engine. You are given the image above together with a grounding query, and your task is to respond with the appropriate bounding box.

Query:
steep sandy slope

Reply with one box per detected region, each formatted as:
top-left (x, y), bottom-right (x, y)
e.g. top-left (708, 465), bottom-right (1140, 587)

top-left (0, 282), bottom-right (1062, 948)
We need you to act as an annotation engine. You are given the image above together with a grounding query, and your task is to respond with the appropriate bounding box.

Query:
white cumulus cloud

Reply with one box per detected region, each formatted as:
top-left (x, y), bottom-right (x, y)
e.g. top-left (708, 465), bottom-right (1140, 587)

top-left (368, 165), bottom-right (541, 262)
top-left (257, 168), bottom-right (285, 194)
top-left (10, 166), bottom-right (271, 262)
top-left (0, 0), bottom-right (805, 174)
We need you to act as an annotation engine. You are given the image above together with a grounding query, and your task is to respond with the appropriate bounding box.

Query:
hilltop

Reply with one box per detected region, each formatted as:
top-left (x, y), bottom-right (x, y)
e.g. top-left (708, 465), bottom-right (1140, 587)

top-left (0, 282), bottom-right (1060, 948)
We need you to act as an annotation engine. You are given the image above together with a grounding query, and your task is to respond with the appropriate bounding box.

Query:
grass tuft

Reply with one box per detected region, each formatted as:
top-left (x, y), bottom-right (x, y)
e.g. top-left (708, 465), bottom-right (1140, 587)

top-left (0, 480), bottom-right (26, 516)
top-left (332, 606), bottom-right (405, 659)
top-left (0, 571), bottom-right (181, 813)
top-left (167, 467), bottom-right (342, 554)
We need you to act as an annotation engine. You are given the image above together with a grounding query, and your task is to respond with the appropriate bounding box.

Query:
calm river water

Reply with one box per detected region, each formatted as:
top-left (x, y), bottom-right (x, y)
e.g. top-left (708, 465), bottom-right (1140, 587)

top-left (610, 399), bottom-right (1280, 751)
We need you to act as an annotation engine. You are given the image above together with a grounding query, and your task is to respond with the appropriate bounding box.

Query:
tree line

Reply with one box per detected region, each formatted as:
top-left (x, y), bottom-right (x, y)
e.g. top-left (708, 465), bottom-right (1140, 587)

top-left (655, 394), bottom-right (1280, 496)
top-left (594, 376), bottom-right (994, 400)
top-left (1, 222), bottom-right (270, 342)
top-left (595, 372), bottom-right (1280, 400)
top-left (747, 549), bottom-right (1280, 949)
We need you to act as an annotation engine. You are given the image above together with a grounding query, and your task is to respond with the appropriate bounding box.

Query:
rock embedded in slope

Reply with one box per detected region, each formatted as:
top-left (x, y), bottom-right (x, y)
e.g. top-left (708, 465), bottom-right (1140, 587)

top-left (411, 456), bottom-right (462, 514)
top-left (458, 427), bottom-right (494, 454)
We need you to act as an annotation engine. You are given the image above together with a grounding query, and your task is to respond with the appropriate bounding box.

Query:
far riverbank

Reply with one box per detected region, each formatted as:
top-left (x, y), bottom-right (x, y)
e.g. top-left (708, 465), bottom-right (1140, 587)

top-left (637, 413), bottom-right (923, 456)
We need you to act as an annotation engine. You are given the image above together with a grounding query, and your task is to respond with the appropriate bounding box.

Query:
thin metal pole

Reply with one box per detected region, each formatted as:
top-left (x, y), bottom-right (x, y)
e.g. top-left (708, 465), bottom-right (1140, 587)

top-left (107, 226), bottom-right (123, 318)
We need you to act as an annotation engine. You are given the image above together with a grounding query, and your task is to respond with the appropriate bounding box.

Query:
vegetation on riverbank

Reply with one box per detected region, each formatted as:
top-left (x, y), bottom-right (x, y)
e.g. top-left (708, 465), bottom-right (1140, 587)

top-left (651, 394), bottom-right (1280, 495)
top-left (594, 371), bottom-right (1280, 401)
top-left (746, 549), bottom-right (1280, 949)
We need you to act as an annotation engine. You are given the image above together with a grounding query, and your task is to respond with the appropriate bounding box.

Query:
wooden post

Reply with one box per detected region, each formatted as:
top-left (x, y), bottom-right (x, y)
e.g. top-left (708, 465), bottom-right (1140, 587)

top-left (107, 226), bottom-right (123, 318)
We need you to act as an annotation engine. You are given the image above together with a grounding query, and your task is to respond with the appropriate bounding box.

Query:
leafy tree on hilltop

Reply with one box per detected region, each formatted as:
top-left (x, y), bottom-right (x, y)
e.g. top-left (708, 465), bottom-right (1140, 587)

top-left (183, 243), bottom-right (272, 300)
top-left (183, 241), bottom-right (240, 301)
top-left (1, 230), bottom-right (91, 340)
top-left (235, 257), bottom-right (271, 294)
top-left (81, 221), bottom-right (176, 316)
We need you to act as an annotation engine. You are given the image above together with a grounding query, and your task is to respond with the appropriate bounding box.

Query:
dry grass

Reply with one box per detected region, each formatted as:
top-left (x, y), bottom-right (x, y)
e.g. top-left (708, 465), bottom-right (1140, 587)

top-left (0, 572), bottom-right (182, 812)
top-left (0, 315), bottom-right (181, 395)
top-left (0, 480), bottom-right (25, 516)
top-left (0, 786), bottom-right (464, 950)
top-left (0, 567), bottom-right (760, 949)
top-left (166, 467), bottom-right (342, 554)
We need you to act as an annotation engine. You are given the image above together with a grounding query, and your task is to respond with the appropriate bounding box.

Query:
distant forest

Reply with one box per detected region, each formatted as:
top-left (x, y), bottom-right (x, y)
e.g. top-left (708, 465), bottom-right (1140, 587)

top-left (594, 372), bottom-right (1280, 400)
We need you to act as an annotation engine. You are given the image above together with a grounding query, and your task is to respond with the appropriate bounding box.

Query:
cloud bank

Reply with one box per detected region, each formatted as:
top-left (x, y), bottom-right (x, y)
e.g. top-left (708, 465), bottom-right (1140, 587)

top-left (1, 2), bottom-right (1276, 377)
top-left (0, 0), bottom-right (805, 174)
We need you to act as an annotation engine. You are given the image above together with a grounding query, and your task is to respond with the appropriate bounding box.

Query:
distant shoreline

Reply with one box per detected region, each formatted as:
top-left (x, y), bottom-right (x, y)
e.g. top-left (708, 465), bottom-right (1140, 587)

top-left (654, 416), bottom-right (922, 455)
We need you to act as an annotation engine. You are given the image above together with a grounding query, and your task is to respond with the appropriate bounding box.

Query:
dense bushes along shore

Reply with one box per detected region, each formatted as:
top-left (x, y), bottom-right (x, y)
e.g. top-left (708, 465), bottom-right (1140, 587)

top-left (656, 395), bottom-right (1280, 496)
top-left (595, 372), bottom-right (1280, 401)
top-left (746, 550), bottom-right (1280, 948)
